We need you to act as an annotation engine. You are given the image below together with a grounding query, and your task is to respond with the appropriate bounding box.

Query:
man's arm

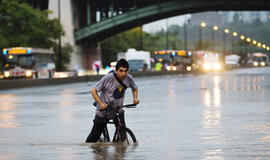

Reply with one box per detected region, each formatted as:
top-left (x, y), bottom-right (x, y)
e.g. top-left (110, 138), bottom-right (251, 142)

top-left (91, 88), bottom-right (107, 110)
top-left (132, 87), bottom-right (139, 104)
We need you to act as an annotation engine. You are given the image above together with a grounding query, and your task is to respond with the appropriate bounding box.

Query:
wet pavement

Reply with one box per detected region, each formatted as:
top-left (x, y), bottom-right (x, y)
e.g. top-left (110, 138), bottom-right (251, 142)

top-left (1, 67), bottom-right (270, 160)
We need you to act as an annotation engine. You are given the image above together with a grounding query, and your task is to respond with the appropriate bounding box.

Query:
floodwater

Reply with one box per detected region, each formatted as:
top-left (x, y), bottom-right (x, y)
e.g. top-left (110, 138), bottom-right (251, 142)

top-left (1, 67), bottom-right (270, 160)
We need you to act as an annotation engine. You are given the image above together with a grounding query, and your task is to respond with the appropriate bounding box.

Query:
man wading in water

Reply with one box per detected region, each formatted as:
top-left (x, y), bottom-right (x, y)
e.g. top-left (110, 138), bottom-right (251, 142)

top-left (86, 59), bottom-right (139, 142)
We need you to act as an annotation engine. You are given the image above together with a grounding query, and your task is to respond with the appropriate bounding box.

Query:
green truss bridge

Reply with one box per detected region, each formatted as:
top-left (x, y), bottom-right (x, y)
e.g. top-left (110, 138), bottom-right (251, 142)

top-left (74, 0), bottom-right (270, 44)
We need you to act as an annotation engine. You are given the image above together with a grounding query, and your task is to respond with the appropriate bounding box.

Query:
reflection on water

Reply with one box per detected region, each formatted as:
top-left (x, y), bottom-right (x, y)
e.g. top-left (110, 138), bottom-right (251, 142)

top-left (201, 75), bottom-right (223, 160)
top-left (204, 90), bottom-right (211, 107)
top-left (0, 154), bottom-right (16, 160)
top-left (59, 89), bottom-right (74, 107)
top-left (0, 94), bottom-right (18, 128)
top-left (168, 80), bottom-right (176, 107)
top-left (58, 147), bottom-right (75, 160)
top-left (58, 89), bottom-right (76, 123)
top-left (1, 68), bottom-right (270, 160)
top-left (0, 113), bottom-right (17, 128)
top-left (90, 144), bottom-right (137, 160)
top-left (223, 76), bottom-right (265, 92)
top-left (202, 76), bottom-right (221, 107)
top-left (202, 149), bottom-right (224, 160)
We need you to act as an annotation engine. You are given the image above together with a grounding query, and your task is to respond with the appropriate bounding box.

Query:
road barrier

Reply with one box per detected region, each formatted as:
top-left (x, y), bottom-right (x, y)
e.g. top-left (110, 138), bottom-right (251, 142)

top-left (0, 70), bottom-right (188, 90)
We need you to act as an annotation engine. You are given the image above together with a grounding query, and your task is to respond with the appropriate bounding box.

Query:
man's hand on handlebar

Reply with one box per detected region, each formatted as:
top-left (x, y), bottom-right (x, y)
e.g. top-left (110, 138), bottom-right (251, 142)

top-left (133, 98), bottom-right (139, 105)
top-left (99, 103), bottom-right (107, 110)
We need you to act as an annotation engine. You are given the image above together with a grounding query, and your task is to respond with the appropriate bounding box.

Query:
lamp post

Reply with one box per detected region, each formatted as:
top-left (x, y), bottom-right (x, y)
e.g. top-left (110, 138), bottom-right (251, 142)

top-left (184, 19), bottom-right (190, 51)
top-left (246, 37), bottom-right (251, 55)
top-left (165, 19), bottom-right (169, 50)
top-left (140, 25), bottom-right (143, 50)
top-left (212, 25), bottom-right (218, 51)
top-left (184, 21), bottom-right (187, 51)
top-left (252, 40), bottom-right (257, 53)
top-left (240, 35), bottom-right (245, 54)
top-left (199, 22), bottom-right (206, 50)
top-left (232, 32), bottom-right (238, 54)
top-left (223, 28), bottom-right (229, 54)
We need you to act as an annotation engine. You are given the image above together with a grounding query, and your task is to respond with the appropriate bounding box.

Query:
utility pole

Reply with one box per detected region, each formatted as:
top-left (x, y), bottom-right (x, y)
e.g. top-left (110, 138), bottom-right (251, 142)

top-left (140, 26), bottom-right (143, 50)
top-left (184, 22), bottom-right (187, 51)
top-left (166, 19), bottom-right (169, 50)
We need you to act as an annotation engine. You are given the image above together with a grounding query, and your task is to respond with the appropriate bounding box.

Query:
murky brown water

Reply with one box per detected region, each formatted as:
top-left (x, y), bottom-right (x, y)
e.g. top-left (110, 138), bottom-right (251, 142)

top-left (1, 67), bottom-right (270, 159)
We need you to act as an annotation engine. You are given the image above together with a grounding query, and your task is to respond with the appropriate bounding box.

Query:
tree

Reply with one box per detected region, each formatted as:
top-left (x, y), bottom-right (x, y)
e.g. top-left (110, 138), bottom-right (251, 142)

top-left (100, 27), bottom-right (144, 67)
top-left (53, 43), bottom-right (73, 71)
top-left (252, 18), bottom-right (263, 27)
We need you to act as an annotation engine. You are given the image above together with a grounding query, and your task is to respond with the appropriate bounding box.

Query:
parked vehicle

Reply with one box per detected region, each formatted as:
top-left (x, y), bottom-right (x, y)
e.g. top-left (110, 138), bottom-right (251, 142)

top-left (225, 54), bottom-right (240, 68)
top-left (117, 49), bottom-right (151, 72)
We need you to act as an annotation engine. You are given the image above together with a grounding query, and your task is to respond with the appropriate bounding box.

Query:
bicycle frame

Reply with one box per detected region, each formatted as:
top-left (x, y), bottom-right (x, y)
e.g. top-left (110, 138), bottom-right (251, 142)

top-left (102, 113), bottom-right (125, 143)
top-left (99, 104), bottom-right (137, 144)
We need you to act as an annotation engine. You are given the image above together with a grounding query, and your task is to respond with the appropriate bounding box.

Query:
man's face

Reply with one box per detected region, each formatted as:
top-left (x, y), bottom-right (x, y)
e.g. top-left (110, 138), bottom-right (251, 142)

top-left (115, 67), bottom-right (128, 80)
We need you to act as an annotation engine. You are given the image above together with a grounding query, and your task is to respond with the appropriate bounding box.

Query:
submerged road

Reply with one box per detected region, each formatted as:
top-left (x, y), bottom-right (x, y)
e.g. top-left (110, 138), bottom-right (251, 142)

top-left (1, 67), bottom-right (270, 159)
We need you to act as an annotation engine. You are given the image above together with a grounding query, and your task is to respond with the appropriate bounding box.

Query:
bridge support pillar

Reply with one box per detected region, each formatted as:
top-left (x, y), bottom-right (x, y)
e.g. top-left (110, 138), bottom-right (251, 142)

top-left (81, 42), bottom-right (102, 71)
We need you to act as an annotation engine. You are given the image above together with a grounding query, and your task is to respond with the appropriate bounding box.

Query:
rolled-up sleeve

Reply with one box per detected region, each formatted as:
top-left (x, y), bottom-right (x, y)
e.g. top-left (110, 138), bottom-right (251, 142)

top-left (95, 77), bottom-right (106, 92)
top-left (128, 76), bottom-right (137, 91)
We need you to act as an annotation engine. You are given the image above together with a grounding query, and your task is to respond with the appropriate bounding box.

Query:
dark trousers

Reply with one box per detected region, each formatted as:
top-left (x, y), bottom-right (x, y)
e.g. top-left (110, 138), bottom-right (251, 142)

top-left (85, 113), bottom-right (125, 143)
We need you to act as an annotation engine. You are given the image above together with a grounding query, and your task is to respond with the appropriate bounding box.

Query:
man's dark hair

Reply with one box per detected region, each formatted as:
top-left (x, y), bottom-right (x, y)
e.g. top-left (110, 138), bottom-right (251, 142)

top-left (116, 58), bottom-right (129, 70)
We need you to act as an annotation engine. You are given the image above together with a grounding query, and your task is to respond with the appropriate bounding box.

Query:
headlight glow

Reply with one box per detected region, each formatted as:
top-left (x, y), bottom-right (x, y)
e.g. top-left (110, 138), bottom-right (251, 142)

top-left (26, 70), bottom-right (32, 77)
top-left (253, 61), bottom-right (258, 67)
top-left (4, 71), bottom-right (10, 77)
top-left (213, 63), bottom-right (221, 70)
top-left (186, 66), bottom-right (192, 71)
top-left (261, 62), bottom-right (266, 66)
top-left (166, 66), bottom-right (171, 71)
top-left (172, 66), bottom-right (177, 71)
top-left (203, 63), bottom-right (211, 70)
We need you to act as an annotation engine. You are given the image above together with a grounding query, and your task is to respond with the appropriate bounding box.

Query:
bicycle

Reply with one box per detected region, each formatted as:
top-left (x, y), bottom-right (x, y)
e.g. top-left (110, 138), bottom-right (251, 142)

top-left (98, 104), bottom-right (137, 145)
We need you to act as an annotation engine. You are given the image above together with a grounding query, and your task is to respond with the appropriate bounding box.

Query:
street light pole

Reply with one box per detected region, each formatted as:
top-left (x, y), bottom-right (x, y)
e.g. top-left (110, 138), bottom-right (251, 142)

top-left (199, 22), bottom-right (206, 50)
top-left (166, 19), bottom-right (169, 50)
top-left (246, 37), bottom-right (251, 55)
top-left (232, 32), bottom-right (238, 54)
top-left (240, 35), bottom-right (245, 55)
top-left (140, 25), bottom-right (143, 50)
top-left (212, 26), bottom-right (218, 51)
top-left (184, 21), bottom-right (187, 51)
top-left (223, 28), bottom-right (229, 55)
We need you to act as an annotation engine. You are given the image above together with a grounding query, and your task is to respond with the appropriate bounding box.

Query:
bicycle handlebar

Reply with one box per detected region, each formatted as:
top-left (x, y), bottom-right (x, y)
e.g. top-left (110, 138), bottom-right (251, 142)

top-left (93, 102), bottom-right (137, 108)
top-left (93, 101), bottom-right (137, 111)
top-left (106, 103), bottom-right (137, 110)
top-left (120, 103), bottom-right (137, 108)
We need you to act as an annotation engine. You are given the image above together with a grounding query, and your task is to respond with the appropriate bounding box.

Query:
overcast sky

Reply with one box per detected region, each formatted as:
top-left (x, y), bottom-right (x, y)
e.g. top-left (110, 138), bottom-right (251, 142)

top-left (143, 14), bottom-right (191, 33)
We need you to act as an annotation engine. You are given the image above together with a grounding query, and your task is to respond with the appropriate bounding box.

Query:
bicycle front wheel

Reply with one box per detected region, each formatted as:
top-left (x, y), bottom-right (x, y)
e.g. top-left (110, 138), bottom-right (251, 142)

top-left (117, 128), bottom-right (137, 145)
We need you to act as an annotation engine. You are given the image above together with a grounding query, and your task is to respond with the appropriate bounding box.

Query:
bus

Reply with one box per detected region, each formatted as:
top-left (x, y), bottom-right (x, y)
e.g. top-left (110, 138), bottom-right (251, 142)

top-left (154, 50), bottom-right (192, 71)
top-left (2, 47), bottom-right (55, 79)
top-left (247, 52), bottom-right (269, 67)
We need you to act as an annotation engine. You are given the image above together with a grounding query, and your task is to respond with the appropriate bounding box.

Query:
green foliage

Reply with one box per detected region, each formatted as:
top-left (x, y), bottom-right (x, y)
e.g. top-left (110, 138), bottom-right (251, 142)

top-left (53, 43), bottom-right (73, 71)
top-left (100, 25), bottom-right (184, 66)
top-left (194, 39), bottom-right (212, 50)
top-left (100, 27), bottom-right (144, 67)
top-left (0, 0), bottom-right (66, 71)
